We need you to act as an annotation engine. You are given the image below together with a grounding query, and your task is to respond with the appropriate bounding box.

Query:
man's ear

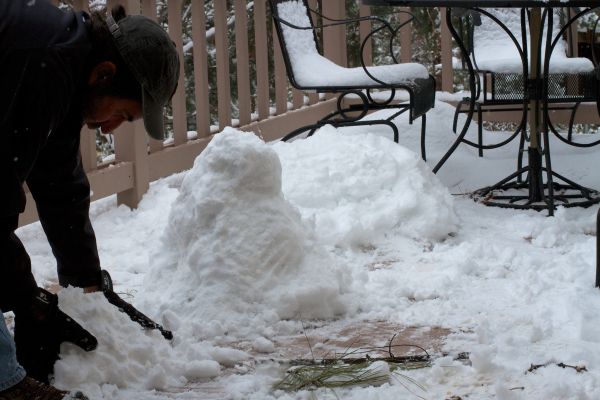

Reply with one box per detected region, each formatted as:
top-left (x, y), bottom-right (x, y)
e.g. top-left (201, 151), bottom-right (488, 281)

top-left (88, 61), bottom-right (117, 85)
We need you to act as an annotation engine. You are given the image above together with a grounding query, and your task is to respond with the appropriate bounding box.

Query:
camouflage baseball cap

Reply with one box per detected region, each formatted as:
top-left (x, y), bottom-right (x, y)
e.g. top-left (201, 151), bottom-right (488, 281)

top-left (106, 13), bottom-right (180, 140)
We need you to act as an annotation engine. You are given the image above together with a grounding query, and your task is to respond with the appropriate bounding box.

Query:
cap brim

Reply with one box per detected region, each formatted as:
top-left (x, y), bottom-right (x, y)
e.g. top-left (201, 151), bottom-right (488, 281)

top-left (142, 87), bottom-right (165, 140)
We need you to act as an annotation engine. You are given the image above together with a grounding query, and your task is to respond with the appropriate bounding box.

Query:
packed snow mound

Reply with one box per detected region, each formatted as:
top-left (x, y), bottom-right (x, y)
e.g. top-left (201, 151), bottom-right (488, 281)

top-left (144, 128), bottom-right (348, 331)
top-left (272, 126), bottom-right (459, 246)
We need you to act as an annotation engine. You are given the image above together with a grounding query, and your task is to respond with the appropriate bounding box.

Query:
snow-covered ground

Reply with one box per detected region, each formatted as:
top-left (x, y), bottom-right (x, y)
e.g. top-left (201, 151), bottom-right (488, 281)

top-left (10, 99), bottom-right (600, 399)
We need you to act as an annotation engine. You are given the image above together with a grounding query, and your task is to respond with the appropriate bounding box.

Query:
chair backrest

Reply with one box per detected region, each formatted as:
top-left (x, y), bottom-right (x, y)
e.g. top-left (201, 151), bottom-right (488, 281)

top-left (470, 8), bottom-right (594, 75)
top-left (269, 0), bottom-right (323, 89)
top-left (269, 0), bottom-right (431, 90)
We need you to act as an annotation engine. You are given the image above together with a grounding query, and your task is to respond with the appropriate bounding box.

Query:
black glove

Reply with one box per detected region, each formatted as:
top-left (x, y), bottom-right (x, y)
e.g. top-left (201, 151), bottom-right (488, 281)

top-left (14, 288), bottom-right (97, 383)
top-left (100, 270), bottom-right (173, 340)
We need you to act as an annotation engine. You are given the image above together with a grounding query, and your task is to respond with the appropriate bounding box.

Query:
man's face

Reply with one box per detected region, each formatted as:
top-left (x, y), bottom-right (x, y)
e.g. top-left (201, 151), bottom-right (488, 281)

top-left (83, 96), bottom-right (142, 134)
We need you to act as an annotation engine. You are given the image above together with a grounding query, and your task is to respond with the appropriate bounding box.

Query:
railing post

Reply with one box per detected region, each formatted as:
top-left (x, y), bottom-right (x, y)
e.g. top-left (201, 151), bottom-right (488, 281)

top-left (80, 128), bottom-right (97, 172)
top-left (114, 120), bottom-right (149, 208)
top-left (440, 7), bottom-right (454, 93)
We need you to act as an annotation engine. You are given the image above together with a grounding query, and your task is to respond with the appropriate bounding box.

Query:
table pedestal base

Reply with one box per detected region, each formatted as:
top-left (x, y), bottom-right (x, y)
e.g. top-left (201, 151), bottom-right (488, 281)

top-left (472, 168), bottom-right (600, 212)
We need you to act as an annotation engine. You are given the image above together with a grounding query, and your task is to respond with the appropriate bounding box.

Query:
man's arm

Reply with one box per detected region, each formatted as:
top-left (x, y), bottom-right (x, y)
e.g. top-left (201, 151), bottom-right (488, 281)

top-left (26, 116), bottom-right (102, 289)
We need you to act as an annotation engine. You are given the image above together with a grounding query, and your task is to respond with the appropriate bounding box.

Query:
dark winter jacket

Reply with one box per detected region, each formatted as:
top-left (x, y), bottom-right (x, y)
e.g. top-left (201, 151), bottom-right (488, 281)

top-left (0, 0), bottom-right (101, 288)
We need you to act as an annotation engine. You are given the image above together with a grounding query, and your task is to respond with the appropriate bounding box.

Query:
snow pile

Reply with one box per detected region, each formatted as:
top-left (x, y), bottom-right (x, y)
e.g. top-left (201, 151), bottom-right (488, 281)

top-left (53, 288), bottom-right (220, 395)
top-left (273, 126), bottom-right (458, 247)
top-left (55, 288), bottom-right (185, 389)
top-left (50, 126), bottom-right (460, 395)
top-left (144, 128), bottom-right (349, 334)
top-left (16, 102), bottom-right (600, 398)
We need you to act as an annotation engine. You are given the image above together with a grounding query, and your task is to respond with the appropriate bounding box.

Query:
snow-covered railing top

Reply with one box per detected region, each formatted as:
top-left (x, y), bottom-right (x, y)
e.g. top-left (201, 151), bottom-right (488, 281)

top-left (275, 0), bottom-right (429, 88)
top-left (363, 0), bottom-right (600, 7)
top-left (471, 8), bottom-right (594, 74)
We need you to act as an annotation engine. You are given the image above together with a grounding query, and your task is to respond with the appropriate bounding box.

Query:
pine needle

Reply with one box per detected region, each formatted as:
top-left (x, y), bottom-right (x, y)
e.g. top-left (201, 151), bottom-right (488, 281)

top-left (274, 331), bottom-right (432, 397)
top-left (275, 361), bottom-right (391, 391)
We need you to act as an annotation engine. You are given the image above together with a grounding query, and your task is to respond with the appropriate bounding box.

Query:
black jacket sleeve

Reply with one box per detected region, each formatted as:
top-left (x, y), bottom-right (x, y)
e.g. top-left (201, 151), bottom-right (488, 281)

top-left (26, 115), bottom-right (102, 288)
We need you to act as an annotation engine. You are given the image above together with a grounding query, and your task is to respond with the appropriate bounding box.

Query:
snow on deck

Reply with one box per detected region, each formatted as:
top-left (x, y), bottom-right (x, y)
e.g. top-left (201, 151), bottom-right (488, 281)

top-left (8, 99), bottom-right (600, 399)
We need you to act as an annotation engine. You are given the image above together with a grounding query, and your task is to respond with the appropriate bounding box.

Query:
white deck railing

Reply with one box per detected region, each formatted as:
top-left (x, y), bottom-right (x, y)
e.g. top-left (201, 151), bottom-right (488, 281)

top-left (19, 0), bottom-right (598, 226)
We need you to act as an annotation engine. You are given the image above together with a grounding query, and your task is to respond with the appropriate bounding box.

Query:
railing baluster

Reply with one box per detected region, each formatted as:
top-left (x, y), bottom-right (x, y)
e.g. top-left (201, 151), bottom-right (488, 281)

top-left (292, 89), bottom-right (304, 110)
top-left (322, 1), bottom-right (347, 67)
top-left (235, 0), bottom-right (252, 126)
top-left (359, 3), bottom-right (373, 66)
top-left (191, 0), bottom-right (211, 138)
top-left (400, 7), bottom-right (413, 62)
top-left (273, 20), bottom-right (288, 115)
top-left (73, 0), bottom-right (96, 172)
top-left (215, 1), bottom-right (232, 130)
top-left (140, 0), bottom-right (156, 20)
top-left (168, 0), bottom-right (188, 145)
top-left (440, 7), bottom-right (453, 93)
top-left (140, 0), bottom-right (164, 153)
top-left (307, 0), bottom-right (320, 105)
top-left (254, 0), bottom-right (270, 120)
top-left (72, 0), bottom-right (89, 12)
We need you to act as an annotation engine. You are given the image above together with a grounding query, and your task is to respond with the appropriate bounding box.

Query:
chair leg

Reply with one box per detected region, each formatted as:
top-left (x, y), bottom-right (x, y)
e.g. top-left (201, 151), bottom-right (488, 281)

top-left (452, 100), bottom-right (464, 134)
top-left (477, 103), bottom-right (483, 157)
top-left (516, 119), bottom-right (527, 183)
top-left (567, 102), bottom-right (580, 142)
top-left (389, 120), bottom-right (399, 143)
top-left (596, 206), bottom-right (600, 288)
top-left (420, 114), bottom-right (427, 162)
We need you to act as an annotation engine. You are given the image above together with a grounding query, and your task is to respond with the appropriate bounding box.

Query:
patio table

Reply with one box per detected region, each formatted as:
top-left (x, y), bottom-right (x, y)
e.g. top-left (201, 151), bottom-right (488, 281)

top-left (363, 0), bottom-right (600, 215)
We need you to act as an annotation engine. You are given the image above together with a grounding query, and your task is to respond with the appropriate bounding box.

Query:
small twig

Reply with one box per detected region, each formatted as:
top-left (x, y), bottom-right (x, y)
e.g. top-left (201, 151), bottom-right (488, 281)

top-left (388, 333), bottom-right (398, 358)
top-left (527, 362), bottom-right (587, 374)
top-left (300, 318), bottom-right (315, 362)
top-left (290, 354), bottom-right (431, 366)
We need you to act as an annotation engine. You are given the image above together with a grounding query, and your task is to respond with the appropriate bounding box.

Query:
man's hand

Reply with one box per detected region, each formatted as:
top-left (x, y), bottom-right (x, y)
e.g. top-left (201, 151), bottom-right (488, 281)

top-left (14, 288), bottom-right (98, 383)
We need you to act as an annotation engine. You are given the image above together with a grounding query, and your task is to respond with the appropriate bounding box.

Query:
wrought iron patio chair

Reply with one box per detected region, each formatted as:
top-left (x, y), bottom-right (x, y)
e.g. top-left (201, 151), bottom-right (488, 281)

top-left (269, 0), bottom-right (436, 161)
top-left (452, 7), bottom-right (600, 161)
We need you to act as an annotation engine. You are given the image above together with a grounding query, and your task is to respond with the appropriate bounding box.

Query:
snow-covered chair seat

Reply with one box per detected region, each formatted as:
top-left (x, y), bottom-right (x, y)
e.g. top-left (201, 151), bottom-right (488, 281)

top-left (269, 0), bottom-right (436, 160)
top-left (452, 7), bottom-right (599, 155)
